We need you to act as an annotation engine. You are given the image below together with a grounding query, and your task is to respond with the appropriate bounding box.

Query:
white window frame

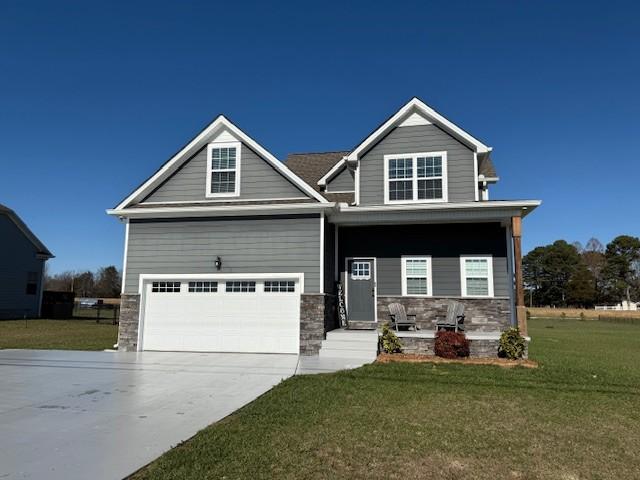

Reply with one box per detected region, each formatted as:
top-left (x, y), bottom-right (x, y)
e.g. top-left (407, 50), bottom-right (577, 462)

top-left (206, 141), bottom-right (241, 198)
top-left (401, 256), bottom-right (433, 297)
top-left (460, 255), bottom-right (494, 298)
top-left (383, 151), bottom-right (448, 204)
top-left (351, 261), bottom-right (372, 280)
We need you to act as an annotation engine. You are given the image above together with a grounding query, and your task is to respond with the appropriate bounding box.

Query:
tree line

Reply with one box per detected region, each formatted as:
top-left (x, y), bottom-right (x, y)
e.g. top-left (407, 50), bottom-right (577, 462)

top-left (523, 236), bottom-right (640, 308)
top-left (45, 266), bottom-right (122, 298)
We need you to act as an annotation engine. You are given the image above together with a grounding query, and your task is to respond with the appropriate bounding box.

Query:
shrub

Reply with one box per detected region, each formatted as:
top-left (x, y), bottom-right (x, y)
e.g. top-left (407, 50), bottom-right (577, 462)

top-left (580, 312), bottom-right (586, 321)
top-left (498, 328), bottom-right (527, 359)
top-left (379, 323), bottom-right (402, 354)
top-left (434, 331), bottom-right (470, 359)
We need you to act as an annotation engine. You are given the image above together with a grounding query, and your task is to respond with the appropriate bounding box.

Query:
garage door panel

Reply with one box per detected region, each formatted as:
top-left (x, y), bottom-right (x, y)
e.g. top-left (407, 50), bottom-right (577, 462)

top-left (141, 277), bottom-right (300, 354)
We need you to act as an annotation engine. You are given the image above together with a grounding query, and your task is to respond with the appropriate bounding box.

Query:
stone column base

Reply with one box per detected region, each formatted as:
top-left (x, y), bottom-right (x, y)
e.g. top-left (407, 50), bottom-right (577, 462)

top-left (118, 294), bottom-right (140, 352)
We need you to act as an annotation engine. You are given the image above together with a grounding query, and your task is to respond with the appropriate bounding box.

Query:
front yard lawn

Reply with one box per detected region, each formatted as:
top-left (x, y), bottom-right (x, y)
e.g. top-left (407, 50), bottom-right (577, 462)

top-left (0, 319), bottom-right (118, 350)
top-left (133, 318), bottom-right (640, 480)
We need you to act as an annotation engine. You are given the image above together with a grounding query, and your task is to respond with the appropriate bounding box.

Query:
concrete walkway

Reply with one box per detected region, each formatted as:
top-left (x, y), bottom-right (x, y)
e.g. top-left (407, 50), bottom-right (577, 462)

top-left (0, 349), bottom-right (299, 480)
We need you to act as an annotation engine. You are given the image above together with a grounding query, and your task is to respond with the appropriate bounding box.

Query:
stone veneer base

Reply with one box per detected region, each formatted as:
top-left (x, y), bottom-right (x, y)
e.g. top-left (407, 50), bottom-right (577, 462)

top-left (118, 294), bottom-right (140, 352)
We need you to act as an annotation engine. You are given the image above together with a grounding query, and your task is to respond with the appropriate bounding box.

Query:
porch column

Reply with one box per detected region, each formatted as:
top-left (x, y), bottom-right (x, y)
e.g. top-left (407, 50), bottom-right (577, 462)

top-left (511, 216), bottom-right (527, 335)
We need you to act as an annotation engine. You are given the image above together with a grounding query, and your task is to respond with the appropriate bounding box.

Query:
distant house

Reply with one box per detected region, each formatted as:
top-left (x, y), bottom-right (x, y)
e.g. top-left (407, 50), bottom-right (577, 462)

top-left (0, 204), bottom-right (54, 319)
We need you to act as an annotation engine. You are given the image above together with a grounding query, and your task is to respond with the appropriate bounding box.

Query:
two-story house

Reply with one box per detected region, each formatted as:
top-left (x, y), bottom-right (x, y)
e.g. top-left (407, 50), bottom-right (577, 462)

top-left (108, 98), bottom-right (540, 355)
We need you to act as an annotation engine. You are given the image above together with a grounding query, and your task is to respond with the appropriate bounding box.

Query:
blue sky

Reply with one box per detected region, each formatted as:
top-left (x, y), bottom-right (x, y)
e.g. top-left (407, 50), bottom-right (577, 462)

top-left (1, 0), bottom-right (638, 273)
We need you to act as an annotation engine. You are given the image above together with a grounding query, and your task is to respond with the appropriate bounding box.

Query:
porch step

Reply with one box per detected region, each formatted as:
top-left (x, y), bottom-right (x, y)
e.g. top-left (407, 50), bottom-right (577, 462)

top-left (319, 328), bottom-right (378, 361)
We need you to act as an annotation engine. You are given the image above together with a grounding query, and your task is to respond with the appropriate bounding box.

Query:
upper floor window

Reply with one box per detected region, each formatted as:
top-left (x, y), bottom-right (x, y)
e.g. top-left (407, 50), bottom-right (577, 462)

top-left (206, 142), bottom-right (241, 198)
top-left (460, 256), bottom-right (494, 297)
top-left (384, 152), bottom-right (447, 203)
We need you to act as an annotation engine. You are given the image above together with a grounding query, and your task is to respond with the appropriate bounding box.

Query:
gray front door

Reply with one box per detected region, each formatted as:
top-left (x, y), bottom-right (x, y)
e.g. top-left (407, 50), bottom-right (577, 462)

top-left (346, 258), bottom-right (376, 322)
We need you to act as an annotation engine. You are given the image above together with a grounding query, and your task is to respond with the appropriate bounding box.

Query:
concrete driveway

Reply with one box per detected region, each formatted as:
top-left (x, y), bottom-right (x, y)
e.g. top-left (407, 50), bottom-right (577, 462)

top-left (0, 349), bottom-right (299, 480)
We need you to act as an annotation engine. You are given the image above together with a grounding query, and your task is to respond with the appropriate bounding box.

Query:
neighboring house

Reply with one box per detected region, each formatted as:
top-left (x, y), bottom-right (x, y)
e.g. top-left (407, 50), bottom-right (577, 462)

top-left (108, 97), bottom-right (540, 354)
top-left (0, 204), bottom-right (54, 319)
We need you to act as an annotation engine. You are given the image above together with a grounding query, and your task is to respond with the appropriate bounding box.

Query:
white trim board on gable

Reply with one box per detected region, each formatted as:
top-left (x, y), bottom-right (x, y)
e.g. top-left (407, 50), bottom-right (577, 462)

top-left (114, 115), bottom-right (328, 210)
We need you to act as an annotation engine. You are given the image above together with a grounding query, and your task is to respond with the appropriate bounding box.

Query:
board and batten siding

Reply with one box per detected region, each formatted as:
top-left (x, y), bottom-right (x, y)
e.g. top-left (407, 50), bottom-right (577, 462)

top-left (338, 223), bottom-right (509, 297)
top-left (326, 166), bottom-right (354, 192)
top-left (0, 215), bottom-right (45, 318)
top-left (124, 215), bottom-right (322, 294)
top-left (358, 124), bottom-right (476, 205)
top-left (142, 143), bottom-right (307, 203)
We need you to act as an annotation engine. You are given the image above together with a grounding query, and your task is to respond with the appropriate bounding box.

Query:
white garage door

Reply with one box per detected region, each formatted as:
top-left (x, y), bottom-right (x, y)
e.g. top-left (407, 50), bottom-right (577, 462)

top-left (140, 275), bottom-right (301, 354)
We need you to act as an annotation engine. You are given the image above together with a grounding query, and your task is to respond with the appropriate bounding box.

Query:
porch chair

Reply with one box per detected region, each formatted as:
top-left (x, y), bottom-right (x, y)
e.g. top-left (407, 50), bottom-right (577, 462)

top-left (435, 301), bottom-right (466, 332)
top-left (388, 303), bottom-right (419, 331)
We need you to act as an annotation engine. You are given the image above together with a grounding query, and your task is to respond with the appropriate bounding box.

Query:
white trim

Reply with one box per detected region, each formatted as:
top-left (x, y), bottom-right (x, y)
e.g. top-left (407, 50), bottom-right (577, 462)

top-left (120, 219), bottom-right (130, 294)
top-left (401, 256), bottom-right (433, 297)
top-left (107, 202), bottom-right (336, 218)
top-left (206, 141), bottom-right (241, 198)
top-left (324, 190), bottom-right (355, 194)
top-left (460, 255), bottom-right (494, 298)
top-left (346, 98), bottom-right (491, 162)
top-left (354, 159), bottom-right (361, 205)
top-left (383, 152), bottom-right (448, 204)
top-left (115, 115), bottom-right (328, 209)
top-left (398, 111), bottom-right (431, 127)
top-left (138, 197), bottom-right (309, 206)
top-left (336, 200), bottom-right (541, 214)
top-left (473, 152), bottom-right (479, 202)
top-left (344, 257), bottom-right (378, 323)
top-left (319, 212), bottom-right (325, 294)
top-left (317, 158), bottom-right (347, 186)
top-left (136, 272), bottom-right (305, 352)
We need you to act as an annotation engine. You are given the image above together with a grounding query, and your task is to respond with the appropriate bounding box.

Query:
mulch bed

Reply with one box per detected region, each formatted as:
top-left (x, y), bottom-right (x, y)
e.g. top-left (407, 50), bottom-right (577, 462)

top-left (377, 353), bottom-right (538, 368)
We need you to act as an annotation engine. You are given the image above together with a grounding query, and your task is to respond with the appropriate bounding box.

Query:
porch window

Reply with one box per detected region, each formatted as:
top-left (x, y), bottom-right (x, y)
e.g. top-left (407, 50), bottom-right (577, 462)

top-left (460, 256), bottom-right (494, 297)
top-left (207, 141), bottom-right (241, 197)
top-left (401, 256), bottom-right (432, 296)
top-left (351, 261), bottom-right (371, 280)
top-left (384, 152), bottom-right (447, 203)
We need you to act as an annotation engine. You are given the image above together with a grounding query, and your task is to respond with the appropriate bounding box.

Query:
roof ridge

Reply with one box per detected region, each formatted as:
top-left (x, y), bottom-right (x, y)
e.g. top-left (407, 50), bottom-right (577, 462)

top-left (287, 150), bottom-right (350, 156)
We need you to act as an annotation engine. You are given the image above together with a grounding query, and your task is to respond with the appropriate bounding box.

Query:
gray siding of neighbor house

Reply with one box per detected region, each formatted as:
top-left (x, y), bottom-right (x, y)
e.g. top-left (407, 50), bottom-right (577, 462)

top-left (358, 124), bottom-right (476, 205)
top-left (142, 143), bottom-right (308, 203)
top-left (326, 166), bottom-right (354, 192)
top-left (0, 215), bottom-right (45, 318)
top-left (338, 223), bottom-right (509, 297)
top-left (124, 214), bottom-right (322, 294)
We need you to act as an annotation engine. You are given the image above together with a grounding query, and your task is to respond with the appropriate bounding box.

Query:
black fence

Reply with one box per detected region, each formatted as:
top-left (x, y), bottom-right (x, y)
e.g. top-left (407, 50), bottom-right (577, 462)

top-left (73, 302), bottom-right (120, 324)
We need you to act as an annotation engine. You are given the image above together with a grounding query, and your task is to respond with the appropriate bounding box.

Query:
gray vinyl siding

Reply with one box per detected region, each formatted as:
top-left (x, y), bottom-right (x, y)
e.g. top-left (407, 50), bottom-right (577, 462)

top-left (358, 124), bottom-right (475, 205)
top-left (0, 215), bottom-right (45, 318)
top-left (326, 167), bottom-right (354, 192)
top-left (143, 143), bottom-right (308, 203)
top-left (338, 223), bottom-right (508, 297)
top-left (124, 215), bottom-right (322, 294)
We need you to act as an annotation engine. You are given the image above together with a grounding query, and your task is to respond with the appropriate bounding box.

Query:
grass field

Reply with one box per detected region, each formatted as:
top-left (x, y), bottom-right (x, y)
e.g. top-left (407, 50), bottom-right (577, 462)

top-left (0, 319), bottom-right (118, 350)
top-left (133, 318), bottom-right (640, 480)
top-left (528, 306), bottom-right (640, 320)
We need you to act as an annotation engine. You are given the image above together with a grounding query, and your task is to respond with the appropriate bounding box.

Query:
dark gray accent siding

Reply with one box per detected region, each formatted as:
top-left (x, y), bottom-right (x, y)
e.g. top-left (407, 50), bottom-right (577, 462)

top-left (0, 215), bottom-right (45, 318)
top-left (324, 221), bottom-right (336, 294)
top-left (358, 124), bottom-right (475, 205)
top-left (326, 166), bottom-right (354, 192)
top-left (124, 215), bottom-right (322, 294)
top-left (338, 223), bottom-right (508, 297)
top-left (143, 143), bottom-right (308, 203)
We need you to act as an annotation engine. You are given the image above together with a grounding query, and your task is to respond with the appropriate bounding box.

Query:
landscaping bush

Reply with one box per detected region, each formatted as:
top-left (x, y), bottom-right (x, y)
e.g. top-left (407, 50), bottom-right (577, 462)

top-left (434, 331), bottom-right (470, 359)
top-left (379, 323), bottom-right (402, 353)
top-left (498, 328), bottom-right (527, 359)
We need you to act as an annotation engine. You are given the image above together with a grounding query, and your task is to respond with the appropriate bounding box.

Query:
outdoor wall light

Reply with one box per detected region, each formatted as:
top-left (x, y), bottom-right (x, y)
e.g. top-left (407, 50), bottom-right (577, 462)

top-left (214, 256), bottom-right (222, 270)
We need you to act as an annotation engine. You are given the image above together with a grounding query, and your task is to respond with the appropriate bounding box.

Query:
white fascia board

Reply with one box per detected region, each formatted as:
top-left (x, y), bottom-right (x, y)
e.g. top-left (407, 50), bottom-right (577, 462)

top-left (317, 158), bottom-right (347, 186)
top-left (115, 116), bottom-right (327, 210)
top-left (346, 98), bottom-right (491, 161)
top-left (107, 202), bottom-right (336, 219)
top-left (336, 200), bottom-right (540, 214)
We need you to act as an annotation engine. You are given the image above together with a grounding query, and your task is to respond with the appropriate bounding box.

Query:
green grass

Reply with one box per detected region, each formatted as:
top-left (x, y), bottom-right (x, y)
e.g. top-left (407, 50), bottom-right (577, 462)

top-left (133, 318), bottom-right (640, 480)
top-left (0, 319), bottom-right (118, 350)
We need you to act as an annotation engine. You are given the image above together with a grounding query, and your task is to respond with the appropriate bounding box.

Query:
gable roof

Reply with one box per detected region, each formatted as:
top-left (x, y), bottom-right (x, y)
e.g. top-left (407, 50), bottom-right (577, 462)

top-left (285, 151), bottom-right (350, 193)
top-left (114, 115), bottom-right (328, 210)
top-left (346, 97), bottom-right (492, 162)
top-left (0, 204), bottom-right (53, 258)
